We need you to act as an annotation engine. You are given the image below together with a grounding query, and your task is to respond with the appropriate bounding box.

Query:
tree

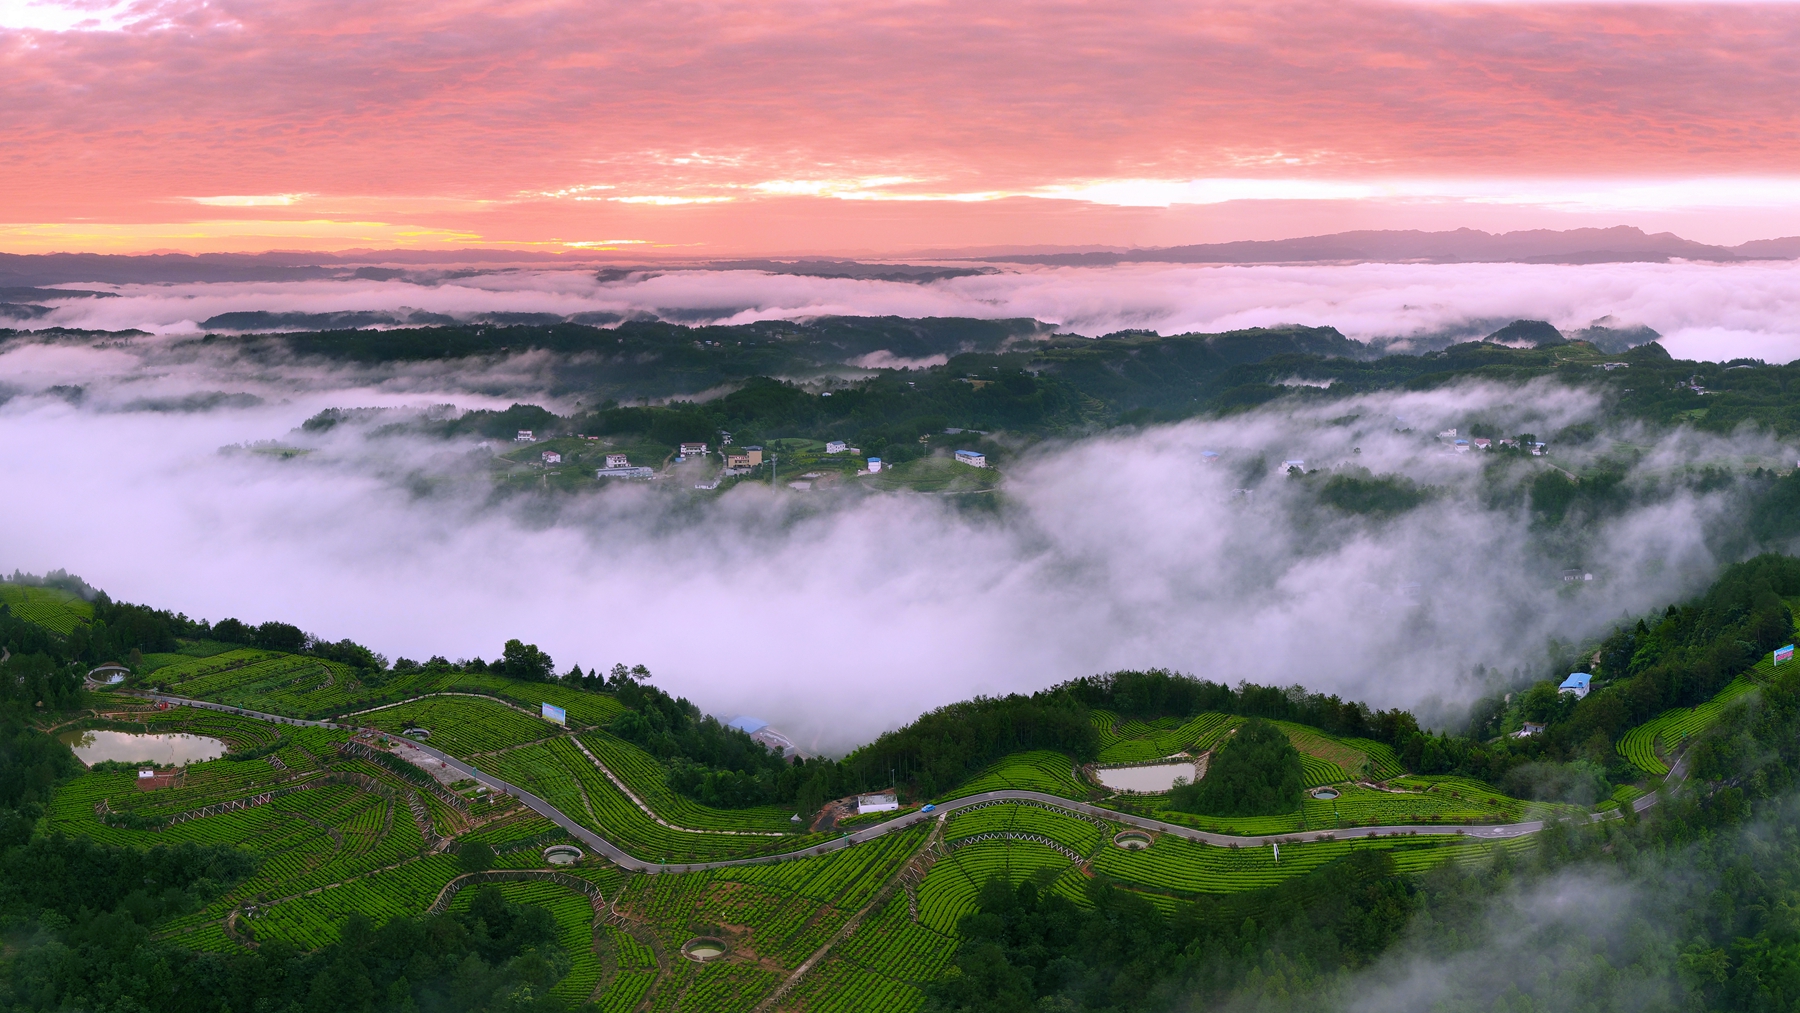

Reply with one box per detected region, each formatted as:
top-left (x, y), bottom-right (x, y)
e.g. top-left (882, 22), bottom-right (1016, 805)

top-left (499, 640), bottom-right (554, 682)
top-left (1169, 718), bottom-right (1305, 817)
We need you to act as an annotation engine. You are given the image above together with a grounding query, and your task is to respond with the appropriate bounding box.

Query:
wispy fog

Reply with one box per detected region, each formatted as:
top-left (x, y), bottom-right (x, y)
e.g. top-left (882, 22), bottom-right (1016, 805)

top-left (11, 259), bottom-right (1800, 362)
top-left (2, 340), bottom-right (1789, 752)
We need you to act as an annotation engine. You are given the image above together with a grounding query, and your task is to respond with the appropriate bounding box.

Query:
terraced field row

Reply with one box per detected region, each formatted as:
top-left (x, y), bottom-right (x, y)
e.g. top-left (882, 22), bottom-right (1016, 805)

top-left (1092, 711), bottom-right (1238, 764)
top-left (784, 955), bottom-right (925, 1013)
top-left (944, 750), bottom-right (1088, 800)
top-left (447, 880), bottom-right (604, 1005)
top-left (835, 889), bottom-right (960, 984)
top-left (597, 927), bottom-right (658, 1013)
top-left (481, 738), bottom-right (827, 862)
top-left (359, 695), bottom-right (558, 756)
top-left (1619, 673), bottom-right (1761, 776)
top-left (1090, 830), bottom-right (1477, 895)
top-left (915, 838), bottom-right (1073, 934)
top-left (945, 802), bottom-right (1105, 855)
top-left (578, 730), bottom-right (799, 833)
top-left (0, 583), bottom-right (93, 634)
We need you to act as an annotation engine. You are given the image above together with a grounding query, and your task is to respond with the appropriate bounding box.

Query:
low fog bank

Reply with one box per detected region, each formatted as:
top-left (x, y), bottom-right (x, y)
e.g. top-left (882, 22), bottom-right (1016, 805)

top-left (8, 258), bottom-right (1800, 363)
top-left (1304, 794), bottom-right (1800, 1013)
top-left (2, 340), bottom-right (1791, 752)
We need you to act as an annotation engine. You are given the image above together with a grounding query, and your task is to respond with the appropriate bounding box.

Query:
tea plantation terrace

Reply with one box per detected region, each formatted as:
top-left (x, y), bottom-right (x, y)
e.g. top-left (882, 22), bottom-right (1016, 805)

top-left (131, 689), bottom-right (1682, 873)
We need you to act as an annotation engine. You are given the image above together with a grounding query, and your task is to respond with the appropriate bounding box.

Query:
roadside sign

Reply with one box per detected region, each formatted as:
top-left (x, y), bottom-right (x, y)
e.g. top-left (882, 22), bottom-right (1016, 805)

top-left (1777, 645), bottom-right (1795, 666)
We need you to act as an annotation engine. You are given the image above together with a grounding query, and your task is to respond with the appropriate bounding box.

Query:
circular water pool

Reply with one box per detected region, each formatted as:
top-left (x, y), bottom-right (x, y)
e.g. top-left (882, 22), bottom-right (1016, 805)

top-left (1113, 831), bottom-right (1152, 850)
top-left (1311, 787), bottom-right (1340, 800)
top-left (543, 845), bottom-right (582, 866)
top-left (682, 937), bottom-right (728, 962)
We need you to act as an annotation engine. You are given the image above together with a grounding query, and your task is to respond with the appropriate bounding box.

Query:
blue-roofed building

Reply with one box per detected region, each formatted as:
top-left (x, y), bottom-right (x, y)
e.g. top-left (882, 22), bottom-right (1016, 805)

top-left (727, 716), bottom-right (769, 734)
top-left (1559, 672), bottom-right (1592, 699)
top-left (954, 449), bottom-right (987, 468)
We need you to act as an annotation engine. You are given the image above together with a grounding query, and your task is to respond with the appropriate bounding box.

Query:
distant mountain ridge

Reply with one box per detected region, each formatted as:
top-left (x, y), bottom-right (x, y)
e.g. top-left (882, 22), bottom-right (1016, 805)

top-left (983, 226), bottom-right (1800, 267)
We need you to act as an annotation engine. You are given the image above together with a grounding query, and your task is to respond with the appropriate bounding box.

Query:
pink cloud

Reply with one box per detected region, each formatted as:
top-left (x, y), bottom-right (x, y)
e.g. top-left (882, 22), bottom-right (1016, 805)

top-left (4, 0), bottom-right (1800, 252)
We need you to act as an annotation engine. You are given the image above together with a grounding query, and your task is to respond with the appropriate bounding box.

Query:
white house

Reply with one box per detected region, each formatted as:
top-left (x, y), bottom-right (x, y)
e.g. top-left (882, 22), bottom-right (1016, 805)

top-left (1454, 440), bottom-right (1471, 454)
top-left (1473, 438), bottom-right (1492, 450)
top-left (515, 430), bottom-right (535, 442)
top-left (1283, 459), bottom-right (1305, 472)
top-left (679, 442), bottom-right (708, 458)
top-left (857, 792), bottom-right (899, 814)
top-left (541, 450), bottom-right (562, 464)
top-left (867, 457), bottom-right (883, 473)
top-left (604, 453), bottom-right (630, 468)
top-left (825, 440), bottom-right (848, 454)
top-left (954, 449), bottom-right (987, 468)
top-left (1559, 673), bottom-right (1592, 699)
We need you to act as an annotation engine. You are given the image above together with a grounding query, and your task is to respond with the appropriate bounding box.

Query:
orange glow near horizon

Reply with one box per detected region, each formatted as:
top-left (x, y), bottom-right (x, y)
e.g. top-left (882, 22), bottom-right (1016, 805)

top-left (5, 0), bottom-right (1800, 255)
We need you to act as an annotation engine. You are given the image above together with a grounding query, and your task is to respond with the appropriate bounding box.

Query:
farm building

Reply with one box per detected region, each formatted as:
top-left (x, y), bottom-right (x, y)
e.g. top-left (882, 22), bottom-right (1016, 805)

top-left (1560, 673), bottom-right (1592, 698)
top-left (954, 450), bottom-right (987, 468)
top-left (541, 451), bottom-right (562, 464)
top-left (857, 792), bottom-right (899, 814)
top-left (866, 458), bottom-right (883, 473)
top-left (679, 442), bottom-right (708, 458)
top-left (604, 453), bottom-right (630, 468)
top-left (727, 447), bottom-right (764, 468)
top-left (1473, 438), bottom-right (1492, 450)
top-left (515, 430), bottom-right (535, 442)
top-left (825, 441), bottom-right (848, 454)
top-left (596, 466), bottom-right (655, 480)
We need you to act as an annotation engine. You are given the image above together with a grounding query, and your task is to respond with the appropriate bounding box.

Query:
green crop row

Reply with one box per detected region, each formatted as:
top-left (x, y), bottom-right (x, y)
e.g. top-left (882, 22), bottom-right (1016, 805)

top-left (1618, 674), bottom-right (1760, 777)
top-left (1091, 830), bottom-right (1473, 895)
top-left (481, 739), bottom-right (830, 862)
top-left (0, 583), bottom-right (94, 635)
top-left (785, 956), bottom-right (925, 1013)
top-left (448, 880), bottom-right (602, 1004)
top-left (945, 802), bottom-right (1104, 855)
top-left (578, 731), bottom-right (799, 833)
top-left (595, 970), bottom-right (657, 1013)
top-left (943, 750), bottom-right (1088, 800)
top-left (360, 696), bottom-right (557, 757)
top-left (836, 891), bottom-right (959, 983)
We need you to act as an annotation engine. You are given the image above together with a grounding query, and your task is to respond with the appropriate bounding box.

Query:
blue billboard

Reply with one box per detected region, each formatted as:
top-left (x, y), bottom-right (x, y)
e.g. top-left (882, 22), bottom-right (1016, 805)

top-left (1776, 645), bottom-right (1795, 666)
top-left (541, 702), bottom-right (567, 725)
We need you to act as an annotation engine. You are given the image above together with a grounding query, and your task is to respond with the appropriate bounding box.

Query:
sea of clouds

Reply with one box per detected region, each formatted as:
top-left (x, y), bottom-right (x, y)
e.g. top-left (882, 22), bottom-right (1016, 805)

top-left (14, 258), bottom-right (1800, 362)
top-left (1, 333), bottom-right (1789, 751)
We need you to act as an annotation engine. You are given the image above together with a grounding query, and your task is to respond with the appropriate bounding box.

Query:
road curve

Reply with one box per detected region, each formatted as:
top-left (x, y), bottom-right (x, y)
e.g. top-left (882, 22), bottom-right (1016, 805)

top-left (127, 691), bottom-right (1677, 874)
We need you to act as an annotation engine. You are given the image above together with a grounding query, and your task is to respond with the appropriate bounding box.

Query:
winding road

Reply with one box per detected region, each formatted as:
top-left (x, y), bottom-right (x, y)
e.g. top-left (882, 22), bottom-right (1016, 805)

top-left (131, 691), bottom-right (1681, 874)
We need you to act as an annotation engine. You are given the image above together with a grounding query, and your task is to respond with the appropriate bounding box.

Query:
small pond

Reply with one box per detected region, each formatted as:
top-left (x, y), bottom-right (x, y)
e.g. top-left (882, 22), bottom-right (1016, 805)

top-left (682, 938), bottom-right (728, 962)
top-left (544, 845), bottom-right (582, 866)
top-left (1093, 762), bottom-right (1198, 793)
top-left (59, 730), bottom-right (228, 766)
top-left (1113, 831), bottom-right (1152, 851)
top-left (1311, 787), bottom-right (1340, 800)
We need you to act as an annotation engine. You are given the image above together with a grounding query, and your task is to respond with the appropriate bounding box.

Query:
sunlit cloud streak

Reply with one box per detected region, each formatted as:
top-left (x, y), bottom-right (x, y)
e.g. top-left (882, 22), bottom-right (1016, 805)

top-left (15, 260), bottom-right (1800, 363)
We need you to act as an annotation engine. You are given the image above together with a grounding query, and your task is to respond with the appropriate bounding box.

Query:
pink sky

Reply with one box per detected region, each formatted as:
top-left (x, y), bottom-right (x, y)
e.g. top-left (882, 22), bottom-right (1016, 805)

top-left (4, 0), bottom-right (1800, 255)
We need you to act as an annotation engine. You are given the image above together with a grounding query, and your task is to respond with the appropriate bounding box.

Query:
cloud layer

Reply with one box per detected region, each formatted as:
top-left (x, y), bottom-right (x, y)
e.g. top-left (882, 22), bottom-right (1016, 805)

top-left (2, 338), bottom-right (1790, 751)
top-left (14, 259), bottom-right (1800, 363)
